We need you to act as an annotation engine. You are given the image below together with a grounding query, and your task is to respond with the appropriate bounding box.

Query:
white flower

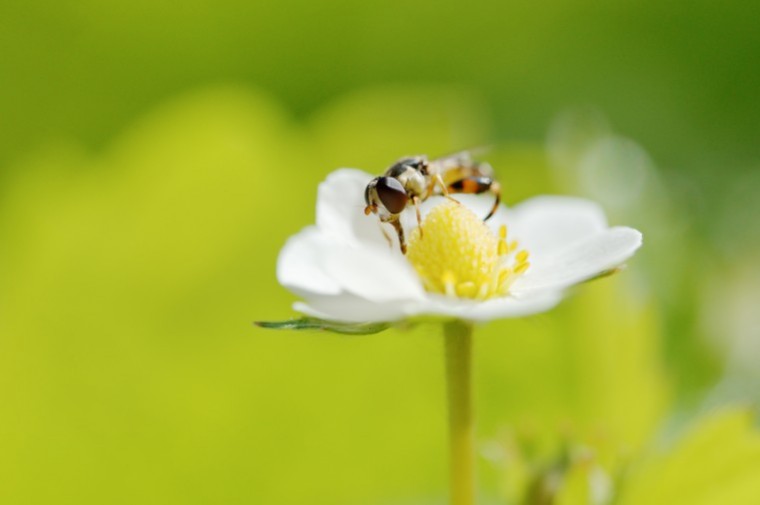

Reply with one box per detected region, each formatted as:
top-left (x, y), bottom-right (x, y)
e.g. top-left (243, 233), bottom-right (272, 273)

top-left (277, 169), bottom-right (642, 323)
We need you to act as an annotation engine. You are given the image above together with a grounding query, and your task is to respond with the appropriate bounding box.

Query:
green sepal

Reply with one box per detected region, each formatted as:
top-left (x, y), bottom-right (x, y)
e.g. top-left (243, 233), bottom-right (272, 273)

top-left (254, 317), bottom-right (393, 335)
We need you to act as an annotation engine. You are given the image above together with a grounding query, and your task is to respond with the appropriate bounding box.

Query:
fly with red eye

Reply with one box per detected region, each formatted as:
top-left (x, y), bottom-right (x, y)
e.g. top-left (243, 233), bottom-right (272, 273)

top-left (363, 152), bottom-right (501, 254)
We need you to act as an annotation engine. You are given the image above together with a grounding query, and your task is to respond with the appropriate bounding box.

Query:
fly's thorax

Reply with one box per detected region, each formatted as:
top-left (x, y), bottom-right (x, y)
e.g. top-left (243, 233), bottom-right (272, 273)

top-left (385, 156), bottom-right (428, 199)
top-left (398, 168), bottom-right (427, 198)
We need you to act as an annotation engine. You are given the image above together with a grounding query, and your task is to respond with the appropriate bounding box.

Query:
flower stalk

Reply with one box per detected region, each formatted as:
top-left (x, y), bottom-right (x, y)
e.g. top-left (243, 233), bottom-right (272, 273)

top-left (444, 320), bottom-right (475, 505)
top-left (266, 167), bottom-right (643, 503)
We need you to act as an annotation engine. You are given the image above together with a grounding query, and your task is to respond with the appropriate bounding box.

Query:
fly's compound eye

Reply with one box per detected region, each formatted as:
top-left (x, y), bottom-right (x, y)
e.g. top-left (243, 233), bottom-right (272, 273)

top-left (376, 177), bottom-right (408, 214)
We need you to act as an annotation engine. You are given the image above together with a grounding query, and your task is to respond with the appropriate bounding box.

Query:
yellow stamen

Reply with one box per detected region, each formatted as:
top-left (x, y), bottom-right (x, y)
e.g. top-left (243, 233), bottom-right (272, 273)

top-left (406, 201), bottom-right (531, 300)
top-left (442, 270), bottom-right (457, 297)
top-left (515, 250), bottom-right (530, 263)
top-left (498, 238), bottom-right (509, 256)
top-left (514, 262), bottom-right (530, 274)
top-left (456, 281), bottom-right (477, 298)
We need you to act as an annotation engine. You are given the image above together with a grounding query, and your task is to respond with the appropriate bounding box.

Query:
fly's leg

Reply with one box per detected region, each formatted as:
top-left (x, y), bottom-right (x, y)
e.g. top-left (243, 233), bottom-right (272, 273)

top-left (389, 218), bottom-right (407, 254)
top-left (483, 180), bottom-right (501, 221)
top-left (379, 223), bottom-right (394, 248)
top-left (412, 195), bottom-right (423, 238)
top-left (433, 173), bottom-right (460, 204)
top-left (448, 176), bottom-right (502, 221)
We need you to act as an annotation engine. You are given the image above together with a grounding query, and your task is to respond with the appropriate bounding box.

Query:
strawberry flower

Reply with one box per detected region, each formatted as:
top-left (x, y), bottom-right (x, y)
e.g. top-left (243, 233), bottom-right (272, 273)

top-left (262, 165), bottom-right (644, 505)
top-left (276, 169), bottom-right (642, 324)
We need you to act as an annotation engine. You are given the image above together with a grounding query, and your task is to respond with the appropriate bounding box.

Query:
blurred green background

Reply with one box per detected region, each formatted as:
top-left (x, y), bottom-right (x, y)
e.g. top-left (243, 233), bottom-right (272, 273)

top-left (2, 1), bottom-right (760, 504)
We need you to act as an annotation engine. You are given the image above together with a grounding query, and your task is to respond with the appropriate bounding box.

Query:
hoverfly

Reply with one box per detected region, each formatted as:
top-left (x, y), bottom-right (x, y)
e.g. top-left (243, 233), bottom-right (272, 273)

top-left (363, 151), bottom-right (501, 254)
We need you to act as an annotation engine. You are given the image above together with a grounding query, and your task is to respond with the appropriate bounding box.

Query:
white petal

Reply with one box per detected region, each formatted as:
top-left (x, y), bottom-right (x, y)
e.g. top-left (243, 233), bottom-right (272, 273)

top-left (404, 291), bottom-right (563, 321)
top-left (293, 296), bottom-right (408, 323)
top-left (507, 196), bottom-right (609, 258)
top-left (315, 168), bottom-right (388, 247)
top-left (279, 222), bottom-right (424, 303)
top-left (511, 226), bottom-right (642, 294)
top-left (461, 193), bottom-right (502, 220)
top-left (277, 226), bottom-right (342, 296)
top-left (320, 243), bottom-right (426, 303)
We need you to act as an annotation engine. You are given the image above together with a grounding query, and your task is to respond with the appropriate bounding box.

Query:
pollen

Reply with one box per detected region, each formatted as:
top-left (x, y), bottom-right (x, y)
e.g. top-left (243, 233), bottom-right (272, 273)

top-left (406, 201), bottom-right (531, 300)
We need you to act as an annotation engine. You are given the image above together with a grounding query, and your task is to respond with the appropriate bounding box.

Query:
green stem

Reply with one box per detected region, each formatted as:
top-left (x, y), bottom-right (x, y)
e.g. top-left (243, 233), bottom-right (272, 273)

top-left (444, 320), bottom-right (475, 505)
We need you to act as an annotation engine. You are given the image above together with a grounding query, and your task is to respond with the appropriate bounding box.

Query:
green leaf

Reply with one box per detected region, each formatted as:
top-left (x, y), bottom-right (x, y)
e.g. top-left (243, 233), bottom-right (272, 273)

top-left (255, 317), bottom-right (393, 335)
top-left (617, 408), bottom-right (760, 505)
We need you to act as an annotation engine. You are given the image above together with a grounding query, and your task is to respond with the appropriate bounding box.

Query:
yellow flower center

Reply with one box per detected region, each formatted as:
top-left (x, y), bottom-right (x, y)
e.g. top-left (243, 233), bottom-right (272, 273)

top-left (406, 201), bottom-right (530, 300)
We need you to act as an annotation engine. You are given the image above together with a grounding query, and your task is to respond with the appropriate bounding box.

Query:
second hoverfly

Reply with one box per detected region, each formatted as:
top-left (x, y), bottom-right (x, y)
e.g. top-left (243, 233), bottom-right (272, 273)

top-left (364, 152), bottom-right (501, 254)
